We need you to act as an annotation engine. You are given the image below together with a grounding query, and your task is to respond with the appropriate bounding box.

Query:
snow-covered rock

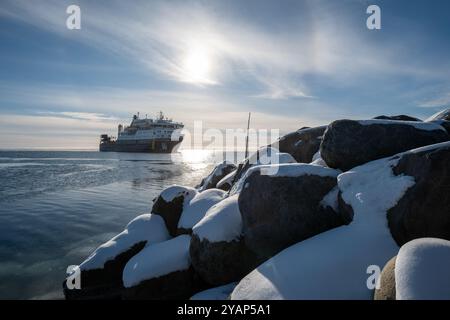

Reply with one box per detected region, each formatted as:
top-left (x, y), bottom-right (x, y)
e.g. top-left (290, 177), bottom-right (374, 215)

top-left (273, 125), bottom-right (327, 163)
top-left (216, 170), bottom-right (237, 191)
top-left (238, 163), bottom-right (348, 260)
top-left (80, 214), bottom-right (170, 271)
top-left (231, 147), bottom-right (296, 190)
top-left (152, 185), bottom-right (197, 236)
top-left (197, 161), bottom-right (237, 191)
top-left (177, 188), bottom-right (226, 234)
top-left (190, 195), bottom-right (259, 285)
top-left (425, 107), bottom-right (450, 122)
top-left (231, 155), bottom-right (413, 299)
top-left (320, 119), bottom-right (449, 171)
top-left (122, 235), bottom-right (205, 299)
top-left (396, 238), bottom-right (450, 300)
top-left (64, 214), bottom-right (170, 300)
top-left (386, 141), bottom-right (450, 245)
top-left (190, 283), bottom-right (237, 300)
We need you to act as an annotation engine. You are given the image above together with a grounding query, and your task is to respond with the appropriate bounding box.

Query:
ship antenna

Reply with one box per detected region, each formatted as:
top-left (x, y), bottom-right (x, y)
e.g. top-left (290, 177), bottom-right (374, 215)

top-left (244, 112), bottom-right (251, 159)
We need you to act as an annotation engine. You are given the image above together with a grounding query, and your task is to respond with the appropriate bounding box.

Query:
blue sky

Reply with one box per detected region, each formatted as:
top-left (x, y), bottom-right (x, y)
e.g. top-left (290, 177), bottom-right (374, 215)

top-left (1, 0), bottom-right (450, 149)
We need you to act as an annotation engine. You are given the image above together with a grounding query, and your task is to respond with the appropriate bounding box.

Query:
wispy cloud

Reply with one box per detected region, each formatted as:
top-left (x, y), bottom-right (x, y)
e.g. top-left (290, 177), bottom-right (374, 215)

top-left (419, 92), bottom-right (450, 108)
top-left (37, 112), bottom-right (119, 121)
top-left (1, 0), bottom-right (442, 100)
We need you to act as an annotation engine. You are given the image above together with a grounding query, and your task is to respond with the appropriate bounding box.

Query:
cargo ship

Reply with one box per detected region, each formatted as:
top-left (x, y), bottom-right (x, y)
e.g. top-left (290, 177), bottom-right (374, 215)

top-left (99, 112), bottom-right (184, 153)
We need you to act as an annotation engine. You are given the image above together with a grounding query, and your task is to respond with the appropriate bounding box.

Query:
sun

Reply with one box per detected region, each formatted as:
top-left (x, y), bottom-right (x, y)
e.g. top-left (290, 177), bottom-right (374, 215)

top-left (181, 44), bottom-right (216, 85)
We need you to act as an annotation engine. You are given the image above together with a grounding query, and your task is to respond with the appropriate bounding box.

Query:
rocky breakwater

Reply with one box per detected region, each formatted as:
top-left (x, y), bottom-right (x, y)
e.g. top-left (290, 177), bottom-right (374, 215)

top-left (64, 108), bottom-right (450, 300)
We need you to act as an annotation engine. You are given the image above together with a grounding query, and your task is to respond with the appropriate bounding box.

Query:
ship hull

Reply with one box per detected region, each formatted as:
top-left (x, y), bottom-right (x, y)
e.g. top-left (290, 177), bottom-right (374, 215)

top-left (99, 138), bottom-right (183, 153)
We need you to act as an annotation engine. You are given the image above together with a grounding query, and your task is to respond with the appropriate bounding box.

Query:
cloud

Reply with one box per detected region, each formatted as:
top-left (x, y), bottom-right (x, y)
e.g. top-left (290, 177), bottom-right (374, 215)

top-left (38, 112), bottom-right (119, 121)
top-left (418, 92), bottom-right (450, 108)
top-left (1, 0), bottom-right (441, 101)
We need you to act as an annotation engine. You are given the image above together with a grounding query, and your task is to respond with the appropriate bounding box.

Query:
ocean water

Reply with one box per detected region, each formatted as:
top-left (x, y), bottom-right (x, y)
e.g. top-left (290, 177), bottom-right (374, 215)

top-left (0, 149), bottom-right (242, 299)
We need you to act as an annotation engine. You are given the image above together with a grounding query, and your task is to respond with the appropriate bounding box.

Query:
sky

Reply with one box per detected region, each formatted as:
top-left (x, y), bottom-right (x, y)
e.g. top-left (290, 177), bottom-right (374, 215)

top-left (0, 0), bottom-right (450, 150)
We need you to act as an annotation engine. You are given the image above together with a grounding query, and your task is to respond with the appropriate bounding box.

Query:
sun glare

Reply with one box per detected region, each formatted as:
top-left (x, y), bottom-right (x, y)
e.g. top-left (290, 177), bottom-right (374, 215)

top-left (181, 44), bottom-right (215, 85)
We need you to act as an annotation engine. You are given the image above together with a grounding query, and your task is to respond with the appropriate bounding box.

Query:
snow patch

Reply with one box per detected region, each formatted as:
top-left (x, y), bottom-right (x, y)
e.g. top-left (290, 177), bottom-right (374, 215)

top-left (178, 189), bottom-right (226, 229)
top-left (122, 235), bottom-right (191, 288)
top-left (357, 119), bottom-right (446, 132)
top-left (231, 163), bottom-right (339, 195)
top-left (312, 150), bottom-right (321, 161)
top-left (396, 238), bottom-right (450, 300)
top-left (80, 214), bottom-right (170, 271)
top-left (160, 185), bottom-right (197, 203)
top-left (193, 194), bottom-right (242, 243)
top-left (320, 187), bottom-right (339, 212)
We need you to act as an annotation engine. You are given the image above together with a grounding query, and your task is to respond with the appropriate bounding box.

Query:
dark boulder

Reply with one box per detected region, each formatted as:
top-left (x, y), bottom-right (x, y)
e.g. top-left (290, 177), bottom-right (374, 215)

top-left (190, 195), bottom-right (260, 285)
top-left (122, 235), bottom-right (207, 299)
top-left (320, 119), bottom-right (449, 171)
top-left (63, 214), bottom-right (170, 300)
top-left (374, 256), bottom-right (397, 300)
top-left (272, 126), bottom-right (327, 163)
top-left (388, 141), bottom-right (450, 246)
top-left (151, 185), bottom-right (197, 236)
top-left (122, 267), bottom-right (205, 300)
top-left (197, 162), bottom-right (237, 191)
top-left (374, 115), bottom-right (422, 122)
top-left (430, 120), bottom-right (450, 135)
top-left (63, 242), bottom-right (146, 300)
top-left (190, 235), bottom-right (259, 286)
top-left (238, 164), bottom-right (351, 260)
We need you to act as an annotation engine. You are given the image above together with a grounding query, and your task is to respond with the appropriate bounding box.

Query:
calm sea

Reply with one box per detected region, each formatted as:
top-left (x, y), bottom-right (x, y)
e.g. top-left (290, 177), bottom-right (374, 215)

top-left (0, 149), bottom-right (242, 299)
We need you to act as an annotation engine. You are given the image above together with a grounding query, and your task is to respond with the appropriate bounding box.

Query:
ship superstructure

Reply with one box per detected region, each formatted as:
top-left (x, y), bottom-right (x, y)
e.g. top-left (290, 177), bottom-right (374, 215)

top-left (99, 112), bottom-right (184, 153)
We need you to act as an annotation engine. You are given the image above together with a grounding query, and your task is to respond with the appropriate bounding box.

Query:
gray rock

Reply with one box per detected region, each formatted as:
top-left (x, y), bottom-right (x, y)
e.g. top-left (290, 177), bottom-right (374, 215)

top-left (238, 165), bottom-right (351, 260)
top-left (273, 126), bottom-right (327, 163)
top-left (320, 119), bottom-right (449, 171)
top-left (190, 234), bottom-right (260, 286)
top-left (388, 141), bottom-right (450, 245)
top-left (374, 256), bottom-right (397, 300)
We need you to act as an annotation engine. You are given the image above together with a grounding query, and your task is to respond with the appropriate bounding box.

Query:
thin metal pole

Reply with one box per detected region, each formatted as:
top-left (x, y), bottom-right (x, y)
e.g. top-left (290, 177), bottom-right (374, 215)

top-left (244, 112), bottom-right (251, 159)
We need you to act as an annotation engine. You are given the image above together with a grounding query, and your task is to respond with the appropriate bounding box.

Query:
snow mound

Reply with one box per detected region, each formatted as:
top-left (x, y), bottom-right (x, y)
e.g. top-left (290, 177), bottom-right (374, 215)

top-left (320, 186), bottom-right (339, 212)
top-left (160, 185), bottom-right (197, 203)
top-left (310, 157), bottom-right (328, 167)
top-left (357, 119), bottom-right (446, 132)
top-left (231, 163), bottom-right (339, 195)
top-left (396, 238), bottom-right (450, 300)
top-left (312, 150), bottom-right (321, 161)
top-left (425, 108), bottom-right (450, 122)
top-left (231, 156), bottom-right (414, 299)
top-left (190, 282), bottom-right (238, 300)
top-left (178, 189), bottom-right (226, 229)
top-left (122, 235), bottom-right (191, 288)
top-left (193, 194), bottom-right (242, 243)
top-left (80, 214), bottom-right (170, 271)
